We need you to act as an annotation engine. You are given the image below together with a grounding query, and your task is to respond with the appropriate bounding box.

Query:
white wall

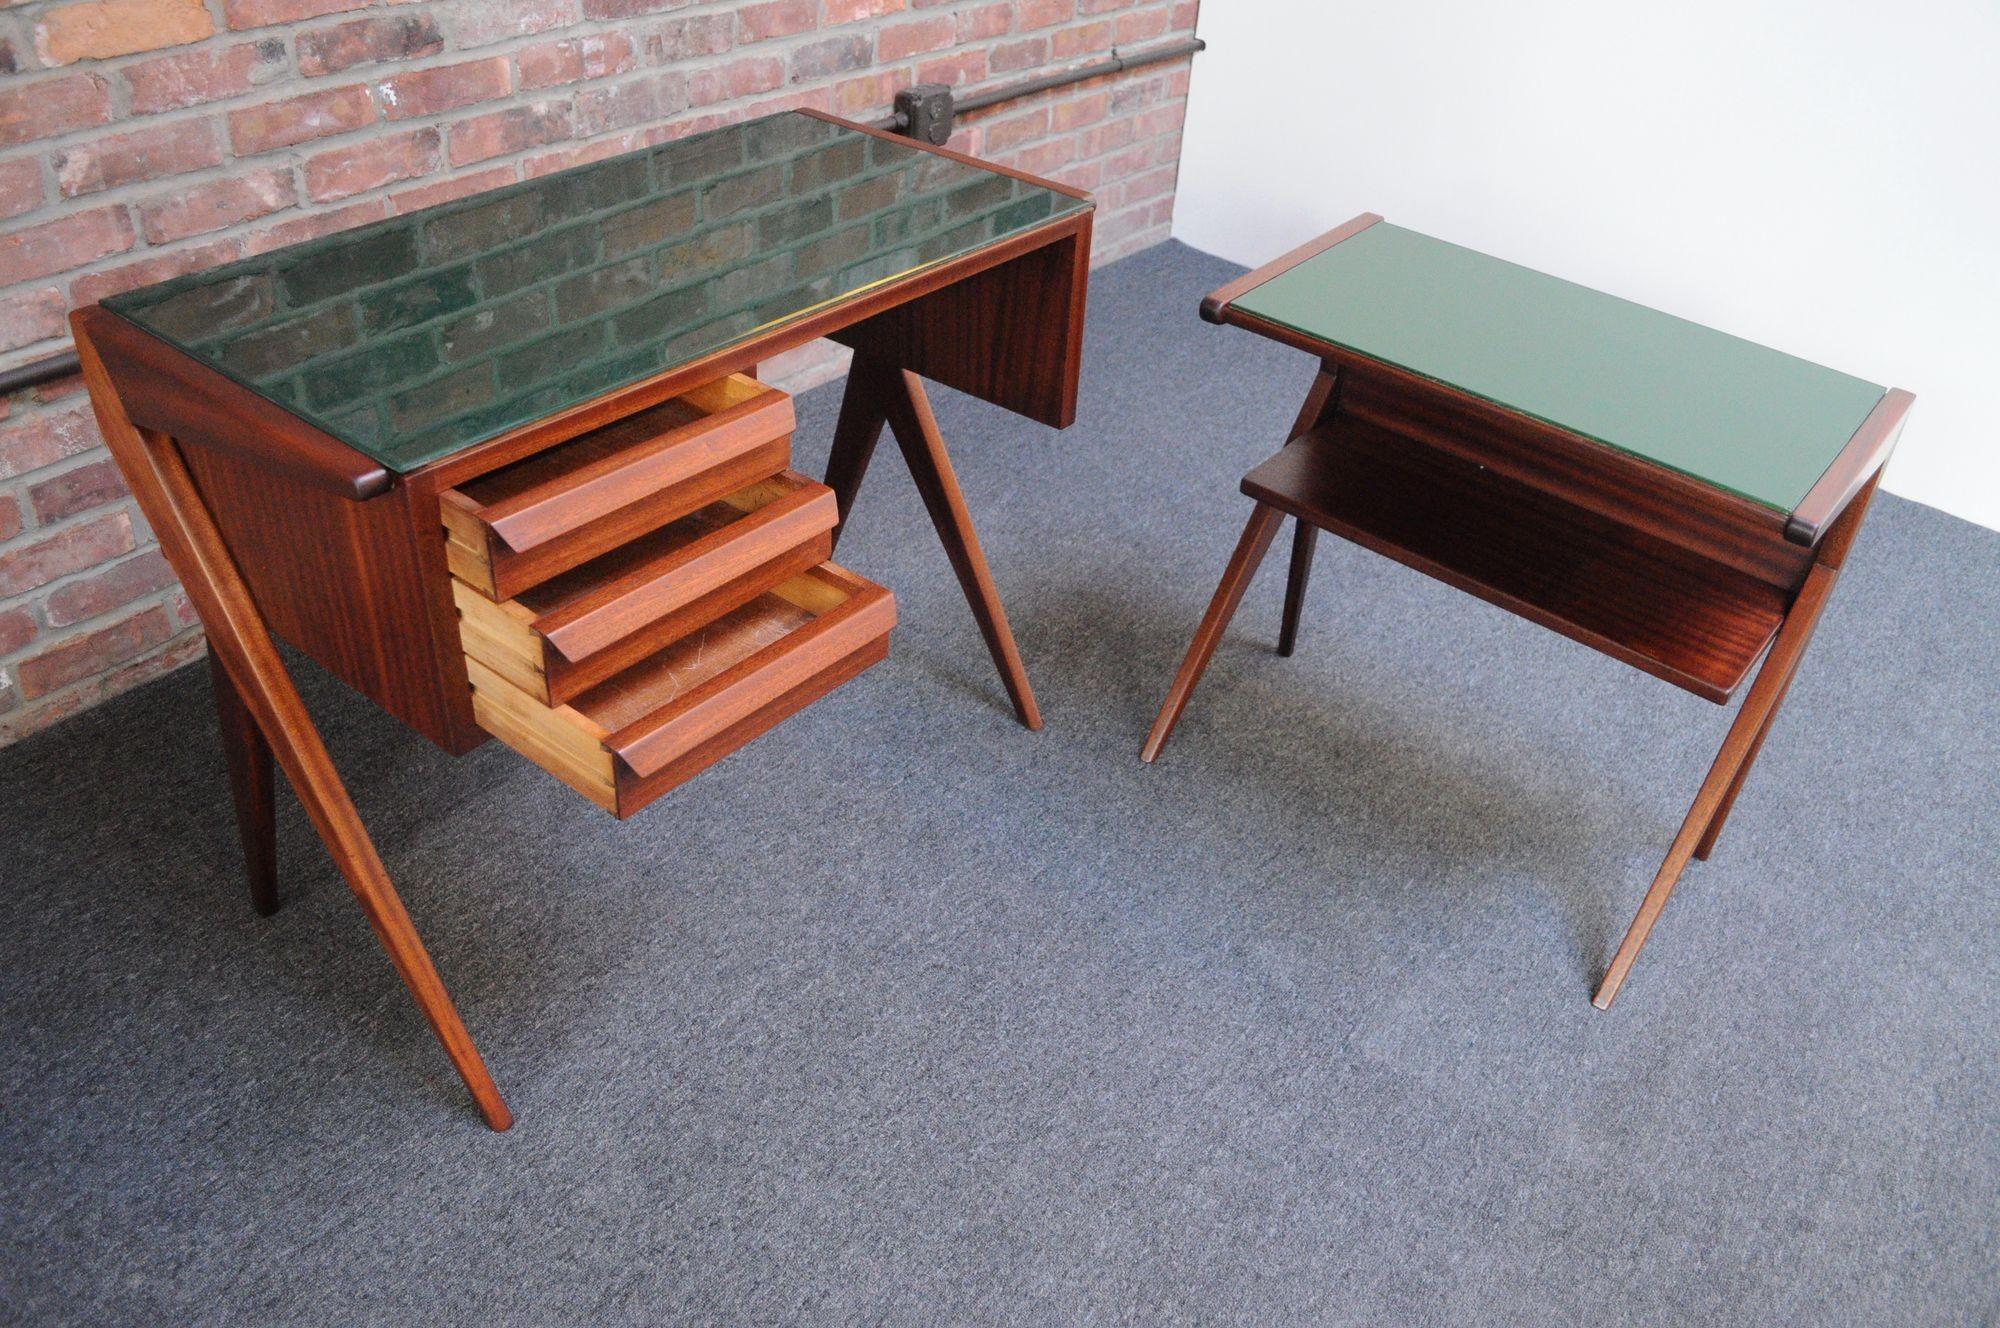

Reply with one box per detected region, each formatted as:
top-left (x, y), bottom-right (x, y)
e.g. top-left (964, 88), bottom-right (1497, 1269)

top-left (1173, 0), bottom-right (2000, 532)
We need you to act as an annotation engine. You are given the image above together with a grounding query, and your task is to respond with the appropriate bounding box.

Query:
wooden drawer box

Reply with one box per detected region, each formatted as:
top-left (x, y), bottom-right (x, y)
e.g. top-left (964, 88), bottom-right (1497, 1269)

top-left (442, 371), bottom-right (894, 817)
top-left (440, 374), bottom-right (793, 599)
top-left (453, 471), bottom-right (837, 705)
top-left (466, 563), bottom-right (895, 817)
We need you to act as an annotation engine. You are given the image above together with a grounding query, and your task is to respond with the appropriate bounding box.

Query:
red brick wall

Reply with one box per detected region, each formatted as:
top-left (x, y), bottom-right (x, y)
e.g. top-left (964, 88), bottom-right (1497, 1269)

top-left (0, 0), bottom-right (1198, 744)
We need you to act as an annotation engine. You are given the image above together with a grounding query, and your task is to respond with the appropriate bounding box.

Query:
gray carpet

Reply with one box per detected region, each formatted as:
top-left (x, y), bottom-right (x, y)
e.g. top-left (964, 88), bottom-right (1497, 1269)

top-left (3, 241), bottom-right (1996, 1326)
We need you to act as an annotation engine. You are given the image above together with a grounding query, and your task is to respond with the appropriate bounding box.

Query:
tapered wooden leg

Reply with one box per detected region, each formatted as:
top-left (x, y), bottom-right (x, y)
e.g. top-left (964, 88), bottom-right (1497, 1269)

top-left (854, 356), bottom-right (1042, 730)
top-left (1593, 563), bottom-right (1841, 1010)
top-left (1277, 520), bottom-right (1318, 658)
top-left (1140, 502), bottom-right (1286, 763)
top-left (823, 357), bottom-right (889, 551)
top-left (1692, 649), bottom-right (1808, 862)
top-left (209, 651), bottom-right (278, 916)
top-left (75, 326), bottom-right (512, 1131)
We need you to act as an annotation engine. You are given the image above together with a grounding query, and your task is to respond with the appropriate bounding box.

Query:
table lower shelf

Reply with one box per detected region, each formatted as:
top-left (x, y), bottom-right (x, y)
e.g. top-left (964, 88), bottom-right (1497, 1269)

top-left (1242, 418), bottom-right (1790, 702)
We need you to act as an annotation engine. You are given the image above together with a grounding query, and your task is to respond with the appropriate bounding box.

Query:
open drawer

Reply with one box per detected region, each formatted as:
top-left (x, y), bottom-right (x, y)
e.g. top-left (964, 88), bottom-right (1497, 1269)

top-left (465, 562), bottom-right (894, 817)
top-left (453, 471), bottom-right (838, 705)
top-left (441, 374), bottom-right (793, 599)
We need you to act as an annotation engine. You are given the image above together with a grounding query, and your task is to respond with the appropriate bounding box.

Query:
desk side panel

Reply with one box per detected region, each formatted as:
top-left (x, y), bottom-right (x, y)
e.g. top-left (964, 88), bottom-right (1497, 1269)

top-left (830, 211), bottom-right (1091, 429)
top-left (178, 443), bottom-right (479, 752)
top-left (77, 308), bottom-right (391, 501)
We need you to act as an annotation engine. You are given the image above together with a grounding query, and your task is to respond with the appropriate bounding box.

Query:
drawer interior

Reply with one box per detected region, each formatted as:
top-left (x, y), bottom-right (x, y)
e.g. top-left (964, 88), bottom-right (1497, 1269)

top-left (466, 563), bottom-right (894, 816)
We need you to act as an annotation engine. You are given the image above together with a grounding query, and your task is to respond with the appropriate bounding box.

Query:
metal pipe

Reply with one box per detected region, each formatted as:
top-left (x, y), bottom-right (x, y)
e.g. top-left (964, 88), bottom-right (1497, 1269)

top-left (1, 36), bottom-right (1206, 398)
top-left (0, 349), bottom-right (79, 397)
top-left (960, 37), bottom-right (1205, 114)
top-left (870, 35), bottom-right (1207, 130)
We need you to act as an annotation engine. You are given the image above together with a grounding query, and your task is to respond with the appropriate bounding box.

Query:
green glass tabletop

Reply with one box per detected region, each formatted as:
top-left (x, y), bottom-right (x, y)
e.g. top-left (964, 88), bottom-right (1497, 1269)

top-left (103, 112), bottom-right (1087, 473)
top-left (1232, 222), bottom-right (1886, 514)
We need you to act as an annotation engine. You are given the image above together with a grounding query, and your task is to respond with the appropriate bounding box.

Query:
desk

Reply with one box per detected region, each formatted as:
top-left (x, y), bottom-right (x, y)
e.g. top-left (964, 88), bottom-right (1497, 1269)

top-left (1143, 214), bottom-right (1911, 1007)
top-left (71, 110), bottom-right (1093, 1128)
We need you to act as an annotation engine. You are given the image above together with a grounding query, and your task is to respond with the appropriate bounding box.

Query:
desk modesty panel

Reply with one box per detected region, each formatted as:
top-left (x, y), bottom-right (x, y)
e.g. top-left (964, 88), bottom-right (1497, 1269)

top-left (1221, 220), bottom-right (1887, 520)
top-left (103, 111), bottom-right (1091, 472)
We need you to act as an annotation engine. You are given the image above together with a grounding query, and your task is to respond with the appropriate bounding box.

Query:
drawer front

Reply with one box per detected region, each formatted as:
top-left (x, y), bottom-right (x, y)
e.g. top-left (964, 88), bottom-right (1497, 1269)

top-left (454, 472), bottom-right (838, 705)
top-left (441, 373), bottom-right (793, 599)
top-left (466, 563), bottom-right (895, 817)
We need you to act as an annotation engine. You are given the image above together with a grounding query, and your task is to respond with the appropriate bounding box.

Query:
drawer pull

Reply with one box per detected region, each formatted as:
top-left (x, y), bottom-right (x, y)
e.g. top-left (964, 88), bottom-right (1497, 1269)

top-left (541, 478), bottom-right (835, 664)
top-left (441, 373), bottom-right (793, 599)
top-left (479, 388), bottom-right (794, 553)
top-left (616, 572), bottom-right (894, 779)
top-left (452, 472), bottom-right (837, 706)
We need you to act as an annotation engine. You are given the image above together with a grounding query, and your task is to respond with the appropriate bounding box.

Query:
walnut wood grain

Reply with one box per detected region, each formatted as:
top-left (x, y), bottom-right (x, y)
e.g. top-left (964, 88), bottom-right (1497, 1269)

top-left (68, 118), bottom-right (1088, 1127)
top-left (823, 357), bottom-right (888, 547)
top-left (1139, 502), bottom-right (1284, 763)
top-left (1592, 549), bottom-right (1846, 1009)
top-left (1243, 419), bottom-right (1789, 702)
top-left (834, 206), bottom-right (1091, 429)
top-left (408, 207), bottom-right (1094, 491)
top-left (444, 439), bottom-right (791, 602)
top-left (470, 380), bottom-right (791, 554)
top-left (453, 473), bottom-right (838, 705)
top-left (72, 175), bottom-right (1085, 761)
top-left (441, 375), bottom-right (793, 600)
top-left (1276, 521), bottom-right (1317, 659)
top-left (1287, 361), bottom-right (1342, 439)
top-left (535, 476), bottom-right (835, 664)
top-left (830, 354), bottom-right (1043, 729)
top-left (173, 402), bottom-right (467, 745)
top-left (1206, 217), bottom-right (1905, 562)
top-left (621, 630), bottom-right (888, 806)
top-left (609, 567), bottom-right (895, 785)
top-left (1181, 222), bottom-right (1906, 1012)
top-left (1274, 359), bottom-right (1341, 662)
top-left (1694, 474), bottom-right (1882, 863)
top-left (209, 652), bottom-right (277, 917)
top-left (1252, 332), bottom-right (1814, 591)
top-left (465, 563), bottom-right (895, 818)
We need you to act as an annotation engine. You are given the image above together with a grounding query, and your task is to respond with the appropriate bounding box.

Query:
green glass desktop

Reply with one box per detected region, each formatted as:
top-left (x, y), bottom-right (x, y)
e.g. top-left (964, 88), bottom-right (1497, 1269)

top-left (106, 111), bottom-right (1090, 473)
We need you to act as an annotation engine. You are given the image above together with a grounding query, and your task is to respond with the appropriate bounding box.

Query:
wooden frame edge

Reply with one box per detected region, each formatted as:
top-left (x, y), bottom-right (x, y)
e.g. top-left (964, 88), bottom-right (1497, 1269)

top-left (70, 313), bottom-right (511, 1128)
top-left (1200, 212), bottom-right (1384, 324)
top-left (1225, 306), bottom-right (1795, 544)
top-left (1783, 388), bottom-right (1915, 547)
top-left (70, 306), bottom-right (392, 502)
